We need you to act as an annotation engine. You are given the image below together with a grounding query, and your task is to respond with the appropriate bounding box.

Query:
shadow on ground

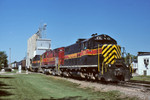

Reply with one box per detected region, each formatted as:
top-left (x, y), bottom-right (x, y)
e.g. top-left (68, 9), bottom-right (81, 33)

top-left (41, 96), bottom-right (87, 100)
top-left (0, 90), bottom-right (13, 96)
top-left (0, 76), bottom-right (15, 79)
top-left (0, 77), bottom-right (14, 97)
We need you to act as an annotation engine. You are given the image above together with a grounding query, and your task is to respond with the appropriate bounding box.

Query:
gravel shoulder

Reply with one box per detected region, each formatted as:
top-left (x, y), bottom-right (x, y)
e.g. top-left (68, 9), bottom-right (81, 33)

top-left (48, 75), bottom-right (150, 100)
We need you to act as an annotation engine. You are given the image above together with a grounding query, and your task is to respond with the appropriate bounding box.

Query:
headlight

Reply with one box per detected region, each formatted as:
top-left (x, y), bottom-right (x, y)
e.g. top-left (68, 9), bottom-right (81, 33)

top-left (108, 64), bottom-right (111, 67)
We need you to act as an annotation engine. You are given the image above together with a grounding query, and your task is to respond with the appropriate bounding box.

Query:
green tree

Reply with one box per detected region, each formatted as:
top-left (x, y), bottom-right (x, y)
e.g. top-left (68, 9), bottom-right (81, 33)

top-left (0, 51), bottom-right (8, 69)
top-left (124, 53), bottom-right (137, 65)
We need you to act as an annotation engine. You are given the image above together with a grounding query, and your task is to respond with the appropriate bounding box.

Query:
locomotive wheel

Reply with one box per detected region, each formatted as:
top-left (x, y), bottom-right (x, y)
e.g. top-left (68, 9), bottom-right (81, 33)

top-left (100, 77), bottom-right (107, 84)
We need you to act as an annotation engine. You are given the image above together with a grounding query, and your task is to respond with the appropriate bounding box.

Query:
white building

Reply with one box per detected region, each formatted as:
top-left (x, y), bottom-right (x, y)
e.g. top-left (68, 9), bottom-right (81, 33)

top-left (137, 52), bottom-right (150, 75)
top-left (26, 33), bottom-right (51, 69)
top-left (131, 60), bottom-right (138, 73)
top-left (34, 38), bottom-right (51, 57)
top-left (26, 34), bottom-right (39, 69)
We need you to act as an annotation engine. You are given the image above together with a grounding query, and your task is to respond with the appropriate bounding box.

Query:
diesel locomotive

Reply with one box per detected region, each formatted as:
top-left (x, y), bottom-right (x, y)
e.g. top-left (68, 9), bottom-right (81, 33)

top-left (31, 34), bottom-right (132, 82)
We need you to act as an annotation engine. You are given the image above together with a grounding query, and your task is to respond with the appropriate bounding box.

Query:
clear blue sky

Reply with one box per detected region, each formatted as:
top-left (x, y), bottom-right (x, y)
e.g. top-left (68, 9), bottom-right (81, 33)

top-left (0, 0), bottom-right (150, 62)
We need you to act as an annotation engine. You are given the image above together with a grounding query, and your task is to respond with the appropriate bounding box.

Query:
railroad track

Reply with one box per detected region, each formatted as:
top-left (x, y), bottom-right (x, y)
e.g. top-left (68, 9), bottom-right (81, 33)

top-left (118, 80), bottom-right (150, 92)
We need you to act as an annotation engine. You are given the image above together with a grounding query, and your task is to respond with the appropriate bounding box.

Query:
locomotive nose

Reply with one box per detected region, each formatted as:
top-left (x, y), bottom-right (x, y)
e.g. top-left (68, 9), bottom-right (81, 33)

top-left (114, 68), bottom-right (125, 81)
top-left (115, 68), bottom-right (123, 76)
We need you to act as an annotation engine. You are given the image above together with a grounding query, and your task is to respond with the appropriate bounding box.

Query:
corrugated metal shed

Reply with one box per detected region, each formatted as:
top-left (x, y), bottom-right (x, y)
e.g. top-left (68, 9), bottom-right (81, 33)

top-left (34, 38), bottom-right (51, 56)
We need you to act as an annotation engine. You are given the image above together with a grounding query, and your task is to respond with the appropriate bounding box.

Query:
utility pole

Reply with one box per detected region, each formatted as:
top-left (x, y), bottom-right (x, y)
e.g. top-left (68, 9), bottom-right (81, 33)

top-left (9, 48), bottom-right (11, 68)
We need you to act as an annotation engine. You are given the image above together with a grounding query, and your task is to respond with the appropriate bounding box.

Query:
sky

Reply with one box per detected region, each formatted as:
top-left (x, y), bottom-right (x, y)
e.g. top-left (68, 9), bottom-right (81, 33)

top-left (0, 0), bottom-right (150, 62)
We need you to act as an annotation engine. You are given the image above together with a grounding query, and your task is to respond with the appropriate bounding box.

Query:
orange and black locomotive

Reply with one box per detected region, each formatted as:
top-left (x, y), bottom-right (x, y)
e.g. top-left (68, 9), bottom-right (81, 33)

top-left (31, 34), bottom-right (132, 82)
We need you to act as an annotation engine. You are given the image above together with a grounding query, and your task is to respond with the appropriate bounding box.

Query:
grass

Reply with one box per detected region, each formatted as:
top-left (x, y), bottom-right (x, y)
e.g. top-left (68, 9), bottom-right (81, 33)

top-left (0, 73), bottom-right (137, 100)
top-left (131, 75), bottom-right (150, 82)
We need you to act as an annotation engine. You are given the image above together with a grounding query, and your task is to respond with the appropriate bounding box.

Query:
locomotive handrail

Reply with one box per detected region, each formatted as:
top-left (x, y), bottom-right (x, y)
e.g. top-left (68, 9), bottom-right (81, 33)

top-left (105, 64), bottom-right (107, 72)
top-left (102, 61), bottom-right (104, 75)
top-left (130, 63), bottom-right (133, 74)
top-left (98, 44), bottom-right (100, 72)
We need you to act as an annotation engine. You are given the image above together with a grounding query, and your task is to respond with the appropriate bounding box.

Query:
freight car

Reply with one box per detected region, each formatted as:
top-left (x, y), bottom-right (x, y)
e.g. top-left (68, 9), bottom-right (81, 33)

top-left (16, 59), bottom-right (26, 70)
top-left (31, 34), bottom-right (132, 82)
top-left (31, 55), bottom-right (41, 72)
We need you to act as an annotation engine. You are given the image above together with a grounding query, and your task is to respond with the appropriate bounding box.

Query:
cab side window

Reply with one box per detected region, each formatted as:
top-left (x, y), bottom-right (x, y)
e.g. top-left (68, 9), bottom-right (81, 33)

top-left (88, 41), bottom-right (94, 49)
top-left (82, 42), bottom-right (87, 50)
